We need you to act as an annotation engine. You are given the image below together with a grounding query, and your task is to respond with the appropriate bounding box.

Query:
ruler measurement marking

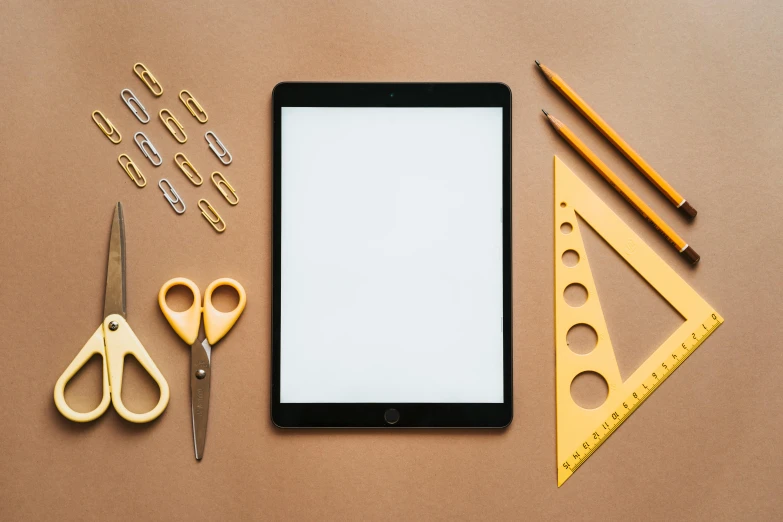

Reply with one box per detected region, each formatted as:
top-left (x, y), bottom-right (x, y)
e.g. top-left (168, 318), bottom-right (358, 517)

top-left (562, 314), bottom-right (721, 478)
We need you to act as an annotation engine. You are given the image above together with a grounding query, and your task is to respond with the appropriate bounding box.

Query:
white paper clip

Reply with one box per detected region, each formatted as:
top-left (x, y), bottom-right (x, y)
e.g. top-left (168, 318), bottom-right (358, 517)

top-left (158, 179), bottom-right (186, 214)
top-left (205, 131), bottom-right (232, 165)
top-left (121, 89), bottom-right (150, 123)
top-left (134, 131), bottom-right (162, 166)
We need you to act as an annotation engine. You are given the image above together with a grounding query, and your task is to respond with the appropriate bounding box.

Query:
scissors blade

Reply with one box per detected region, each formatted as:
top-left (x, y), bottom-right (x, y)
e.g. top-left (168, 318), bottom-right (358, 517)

top-left (103, 202), bottom-right (126, 318)
top-left (191, 334), bottom-right (212, 460)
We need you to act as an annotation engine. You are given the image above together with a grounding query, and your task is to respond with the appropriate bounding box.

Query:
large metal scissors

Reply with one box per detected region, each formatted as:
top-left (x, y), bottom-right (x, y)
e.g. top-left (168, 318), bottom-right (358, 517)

top-left (158, 277), bottom-right (246, 460)
top-left (54, 203), bottom-right (170, 423)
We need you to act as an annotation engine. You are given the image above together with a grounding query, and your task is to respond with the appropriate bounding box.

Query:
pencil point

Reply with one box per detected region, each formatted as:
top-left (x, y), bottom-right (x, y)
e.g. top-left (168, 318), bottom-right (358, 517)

top-left (535, 60), bottom-right (541, 67)
top-left (542, 109), bottom-right (549, 116)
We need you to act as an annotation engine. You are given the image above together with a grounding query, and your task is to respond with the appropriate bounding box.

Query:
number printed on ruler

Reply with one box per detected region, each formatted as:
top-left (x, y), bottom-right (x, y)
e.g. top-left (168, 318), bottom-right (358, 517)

top-left (561, 312), bottom-right (723, 477)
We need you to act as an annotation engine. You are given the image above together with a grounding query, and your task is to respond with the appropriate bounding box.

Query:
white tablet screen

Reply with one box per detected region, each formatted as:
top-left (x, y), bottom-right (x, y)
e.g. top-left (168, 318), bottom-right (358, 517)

top-left (280, 107), bottom-right (504, 403)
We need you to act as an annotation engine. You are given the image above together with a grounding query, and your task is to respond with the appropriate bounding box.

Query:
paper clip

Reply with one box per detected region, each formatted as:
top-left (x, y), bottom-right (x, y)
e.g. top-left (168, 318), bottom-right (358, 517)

top-left (120, 89), bottom-right (150, 123)
top-left (179, 90), bottom-right (208, 123)
top-left (211, 172), bottom-right (239, 206)
top-left (117, 154), bottom-right (147, 188)
top-left (174, 152), bottom-right (203, 185)
top-left (159, 179), bottom-right (186, 214)
top-left (198, 199), bottom-right (226, 233)
top-left (91, 110), bottom-right (122, 144)
top-left (134, 131), bottom-right (162, 166)
top-left (133, 62), bottom-right (163, 96)
top-left (159, 109), bottom-right (187, 144)
top-left (205, 131), bottom-right (233, 165)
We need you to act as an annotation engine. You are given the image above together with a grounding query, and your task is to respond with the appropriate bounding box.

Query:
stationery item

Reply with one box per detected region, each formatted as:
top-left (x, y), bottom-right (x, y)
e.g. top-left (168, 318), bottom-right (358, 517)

top-left (118, 154), bottom-right (146, 187)
top-left (174, 152), bottom-right (203, 185)
top-left (536, 61), bottom-right (696, 219)
top-left (158, 277), bottom-right (247, 459)
top-left (211, 171), bottom-right (238, 205)
top-left (205, 131), bottom-right (232, 165)
top-left (198, 199), bottom-right (226, 233)
top-left (553, 156), bottom-right (722, 486)
top-left (159, 109), bottom-right (187, 144)
top-left (53, 202), bottom-right (170, 423)
top-left (179, 90), bottom-right (208, 123)
top-left (543, 110), bottom-right (699, 264)
top-left (92, 110), bottom-right (122, 144)
top-left (272, 82), bottom-right (512, 428)
top-left (121, 89), bottom-right (150, 123)
top-left (159, 179), bottom-right (186, 214)
top-left (134, 131), bottom-right (162, 166)
top-left (133, 62), bottom-right (163, 96)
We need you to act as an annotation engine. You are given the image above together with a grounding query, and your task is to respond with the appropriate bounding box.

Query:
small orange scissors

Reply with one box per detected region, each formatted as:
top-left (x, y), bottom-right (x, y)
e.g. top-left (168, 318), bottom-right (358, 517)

top-left (54, 203), bottom-right (170, 423)
top-left (158, 277), bottom-right (246, 460)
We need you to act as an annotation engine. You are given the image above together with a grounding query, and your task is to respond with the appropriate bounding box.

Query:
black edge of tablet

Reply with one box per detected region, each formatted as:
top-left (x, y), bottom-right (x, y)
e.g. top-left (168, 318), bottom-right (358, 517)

top-left (271, 82), bottom-right (513, 428)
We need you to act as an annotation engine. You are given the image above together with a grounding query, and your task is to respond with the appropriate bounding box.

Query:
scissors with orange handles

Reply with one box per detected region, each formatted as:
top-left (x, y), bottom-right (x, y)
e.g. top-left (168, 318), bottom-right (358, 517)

top-left (54, 203), bottom-right (170, 423)
top-left (158, 277), bottom-right (247, 460)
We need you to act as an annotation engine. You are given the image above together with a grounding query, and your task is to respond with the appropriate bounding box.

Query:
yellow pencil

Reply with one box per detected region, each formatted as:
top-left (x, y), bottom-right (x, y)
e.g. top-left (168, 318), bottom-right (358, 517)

top-left (543, 110), bottom-right (700, 264)
top-left (536, 61), bottom-right (697, 220)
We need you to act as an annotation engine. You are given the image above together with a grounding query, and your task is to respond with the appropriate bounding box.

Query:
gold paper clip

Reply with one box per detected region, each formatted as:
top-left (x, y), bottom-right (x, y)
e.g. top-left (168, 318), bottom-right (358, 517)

top-left (205, 131), bottom-right (233, 165)
top-left (198, 199), bottom-right (226, 233)
top-left (159, 179), bottom-right (186, 214)
top-left (134, 131), bottom-right (162, 166)
top-left (120, 89), bottom-right (150, 123)
top-left (174, 152), bottom-right (203, 185)
top-left (92, 110), bottom-right (122, 144)
top-left (159, 109), bottom-right (187, 144)
top-left (179, 90), bottom-right (208, 123)
top-left (117, 154), bottom-right (146, 188)
top-left (133, 62), bottom-right (163, 97)
top-left (211, 172), bottom-right (239, 206)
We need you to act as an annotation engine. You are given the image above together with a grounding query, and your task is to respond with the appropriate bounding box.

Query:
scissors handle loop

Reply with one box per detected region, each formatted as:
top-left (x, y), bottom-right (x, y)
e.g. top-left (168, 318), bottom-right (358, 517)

top-left (104, 315), bottom-right (170, 422)
top-left (203, 278), bottom-right (247, 345)
top-left (158, 278), bottom-right (203, 345)
top-left (53, 325), bottom-right (111, 422)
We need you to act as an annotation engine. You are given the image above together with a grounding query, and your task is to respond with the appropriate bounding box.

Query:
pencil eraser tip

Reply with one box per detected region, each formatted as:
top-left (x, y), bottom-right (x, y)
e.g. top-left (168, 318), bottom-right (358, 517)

top-left (681, 246), bottom-right (700, 265)
top-left (679, 201), bottom-right (697, 220)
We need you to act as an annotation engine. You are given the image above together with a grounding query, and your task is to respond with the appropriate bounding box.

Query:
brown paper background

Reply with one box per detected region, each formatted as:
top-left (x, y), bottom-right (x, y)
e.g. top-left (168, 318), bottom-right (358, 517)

top-left (1, 1), bottom-right (781, 520)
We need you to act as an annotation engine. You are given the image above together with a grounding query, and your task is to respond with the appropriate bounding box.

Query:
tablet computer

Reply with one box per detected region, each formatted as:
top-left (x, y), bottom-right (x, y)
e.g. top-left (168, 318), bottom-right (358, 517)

top-left (272, 83), bottom-right (512, 428)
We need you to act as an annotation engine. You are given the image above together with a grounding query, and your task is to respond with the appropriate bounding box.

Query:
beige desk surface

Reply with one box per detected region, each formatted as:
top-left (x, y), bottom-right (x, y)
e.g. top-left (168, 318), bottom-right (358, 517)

top-left (1, 1), bottom-right (781, 520)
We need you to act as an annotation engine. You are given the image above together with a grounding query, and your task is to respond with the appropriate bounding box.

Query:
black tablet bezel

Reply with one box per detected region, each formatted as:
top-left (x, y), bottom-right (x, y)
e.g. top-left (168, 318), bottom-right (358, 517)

top-left (272, 82), bottom-right (512, 428)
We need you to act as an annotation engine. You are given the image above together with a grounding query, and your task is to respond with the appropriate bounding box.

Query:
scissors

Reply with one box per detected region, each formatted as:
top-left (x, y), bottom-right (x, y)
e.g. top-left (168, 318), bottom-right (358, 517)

top-left (158, 277), bottom-right (247, 460)
top-left (54, 203), bottom-right (170, 423)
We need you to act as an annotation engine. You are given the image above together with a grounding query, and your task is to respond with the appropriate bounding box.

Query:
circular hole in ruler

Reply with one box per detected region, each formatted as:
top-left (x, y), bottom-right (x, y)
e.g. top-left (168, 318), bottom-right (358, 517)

top-left (562, 249), bottom-right (580, 267)
top-left (560, 201), bottom-right (567, 208)
top-left (560, 222), bottom-right (573, 234)
top-left (566, 324), bottom-right (598, 354)
top-left (570, 371), bottom-right (608, 409)
top-left (564, 283), bottom-right (588, 307)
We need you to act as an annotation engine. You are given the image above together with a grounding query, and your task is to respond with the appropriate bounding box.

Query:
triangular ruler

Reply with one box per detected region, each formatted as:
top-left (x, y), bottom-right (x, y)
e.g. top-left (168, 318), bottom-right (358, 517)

top-left (554, 156), bottom-right (723, 486)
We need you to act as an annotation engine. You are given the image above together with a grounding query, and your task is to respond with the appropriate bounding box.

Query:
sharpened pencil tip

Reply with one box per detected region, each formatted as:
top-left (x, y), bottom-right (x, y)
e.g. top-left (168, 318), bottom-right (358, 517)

top-left (542, 109), bottom-right (549, 116)
top-left (535, 60), bottom-right (541, 67)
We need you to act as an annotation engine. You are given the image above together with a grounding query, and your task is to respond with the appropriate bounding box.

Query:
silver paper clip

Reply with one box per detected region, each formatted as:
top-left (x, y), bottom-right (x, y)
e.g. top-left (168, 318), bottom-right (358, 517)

top-left (205, 131), bottom-right (232, 165)
top-left (121, 89), bottom-right (150, 123)
top-left (158, 179), bottom-right (186, 214)
top-left (134, 131), bottom-right (162, 166)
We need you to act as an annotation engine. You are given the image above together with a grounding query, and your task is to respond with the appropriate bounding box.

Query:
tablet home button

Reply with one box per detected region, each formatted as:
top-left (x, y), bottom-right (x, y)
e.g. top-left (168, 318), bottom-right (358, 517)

top-left (384, 408), bottom-right (400, 425)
